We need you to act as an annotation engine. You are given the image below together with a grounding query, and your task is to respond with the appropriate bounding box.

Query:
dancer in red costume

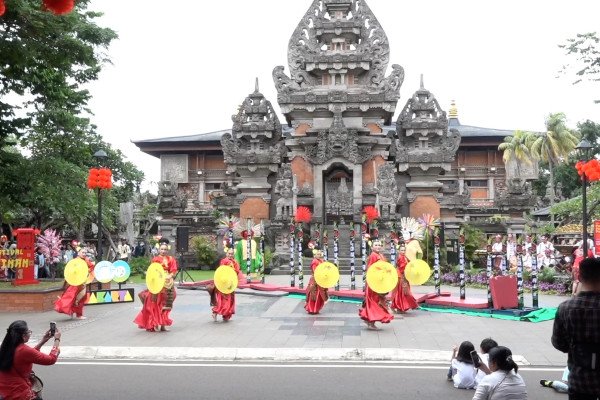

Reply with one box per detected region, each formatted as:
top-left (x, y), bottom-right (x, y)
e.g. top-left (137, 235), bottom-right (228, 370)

top-left (305, 247), bottom-right (328, 314)
top-left (54, 248), bottom-right (93, 319)
top-left (359, 239), bottom-right (394, 329)
top-left (391, 244), bottom-right (418, 313)
top-left (134, 242), bottom-right (178, 332)
top-left (211, 248), bottom-right (241, 322)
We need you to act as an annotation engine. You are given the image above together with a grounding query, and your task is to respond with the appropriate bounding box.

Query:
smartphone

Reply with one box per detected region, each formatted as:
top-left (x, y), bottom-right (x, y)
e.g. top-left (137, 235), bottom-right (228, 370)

top-left (470, 350), bottom-right (481, 368)
top-left (49, 322), bottom-right (56, 337)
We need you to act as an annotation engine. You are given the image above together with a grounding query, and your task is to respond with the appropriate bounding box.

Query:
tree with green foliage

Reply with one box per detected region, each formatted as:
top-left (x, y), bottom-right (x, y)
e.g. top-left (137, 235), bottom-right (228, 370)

top-left (0, 1), bottom-right (144, 236)
top-left (498, 130), bottom-right (535, 176)
top-left (560, 32), bottom-right (600, 103)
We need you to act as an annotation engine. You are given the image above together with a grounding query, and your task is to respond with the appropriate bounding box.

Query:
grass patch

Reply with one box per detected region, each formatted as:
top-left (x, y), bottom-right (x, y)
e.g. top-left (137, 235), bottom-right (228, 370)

top-left (127, 269), bottom-right (215, 284)
top-left (0, 281), bottom-right (64, 291)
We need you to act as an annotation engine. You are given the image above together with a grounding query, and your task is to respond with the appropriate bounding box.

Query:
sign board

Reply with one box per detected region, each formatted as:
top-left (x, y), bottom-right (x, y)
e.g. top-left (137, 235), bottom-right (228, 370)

top-left (594, 220), bottom-right (600, 255)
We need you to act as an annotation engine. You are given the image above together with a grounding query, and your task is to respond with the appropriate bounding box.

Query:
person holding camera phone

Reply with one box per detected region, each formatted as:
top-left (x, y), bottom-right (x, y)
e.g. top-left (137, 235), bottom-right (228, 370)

top-left (474, 338), bottom-right (498, 385)
top-left (472, 346), bottom-right (527, 400)
top-left (448, 341), bottom-right (478, 389)
top-left (0, 320), bottom-right (61, 400)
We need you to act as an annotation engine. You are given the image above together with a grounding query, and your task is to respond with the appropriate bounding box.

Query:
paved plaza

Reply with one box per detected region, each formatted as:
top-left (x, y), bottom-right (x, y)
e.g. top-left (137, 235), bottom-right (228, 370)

top-left (2, 275), bottom-right (568, 366)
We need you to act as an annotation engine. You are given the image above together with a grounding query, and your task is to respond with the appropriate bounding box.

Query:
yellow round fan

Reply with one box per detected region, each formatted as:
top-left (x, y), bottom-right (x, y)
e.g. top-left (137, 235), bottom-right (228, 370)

top-left (314, 262), bottom-right (339, 288)
top-left (405, 240), bottom-right (422, 262)
top-left (146, 262), bottom-right (166, 294)
top-left (64, 258), bottom-right (89, 286)
top-left (214, 265), bottom-right (239, 294)
top-left (366, 260), bottom-right (399, 294)
top-left (405, 259), bottom-right (432, 285)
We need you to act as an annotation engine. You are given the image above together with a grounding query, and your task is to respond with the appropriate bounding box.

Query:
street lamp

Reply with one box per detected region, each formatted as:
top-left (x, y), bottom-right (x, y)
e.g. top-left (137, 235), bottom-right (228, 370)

top-left (576, 139), bottom-right (593, 258)
top-left (93, 150), bottom-right (108, 260)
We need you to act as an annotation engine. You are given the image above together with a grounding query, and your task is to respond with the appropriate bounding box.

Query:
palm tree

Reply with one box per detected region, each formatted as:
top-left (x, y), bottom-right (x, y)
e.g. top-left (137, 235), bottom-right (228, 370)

top-left (529, 112), bottom-right (580, 208)
top-left (498, 130), bottom-right (535, 177)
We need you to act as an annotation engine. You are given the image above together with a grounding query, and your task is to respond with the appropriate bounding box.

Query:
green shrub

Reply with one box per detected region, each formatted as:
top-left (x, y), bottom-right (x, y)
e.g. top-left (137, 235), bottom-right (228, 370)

top-left (191, 235), bottom-right (218, 268)
top-left (538, 267), bottom-right (556, 283)
top-left (263, 246), bottom-right (274, 272)
top-left (129, 257), bottom-right (151, 276)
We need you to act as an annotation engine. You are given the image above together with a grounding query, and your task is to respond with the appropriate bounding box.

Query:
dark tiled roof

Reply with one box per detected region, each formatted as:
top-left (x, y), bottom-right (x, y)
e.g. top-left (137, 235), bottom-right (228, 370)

top-left (132, 129), bottom-right (230, 144)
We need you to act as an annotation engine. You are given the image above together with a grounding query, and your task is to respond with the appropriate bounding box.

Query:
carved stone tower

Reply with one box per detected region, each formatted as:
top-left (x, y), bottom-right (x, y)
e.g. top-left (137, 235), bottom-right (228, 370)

top-left (395, 76), bottom-right (461, 218)
top-left (220, 80), bottom-right (285, 222)
top-left (273, 0), bottom-right (404, 223)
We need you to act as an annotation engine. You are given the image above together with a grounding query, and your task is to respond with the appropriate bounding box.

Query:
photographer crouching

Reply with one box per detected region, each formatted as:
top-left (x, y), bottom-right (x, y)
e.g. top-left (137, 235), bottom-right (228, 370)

top-left (0, 320), bottom-right (61, 400)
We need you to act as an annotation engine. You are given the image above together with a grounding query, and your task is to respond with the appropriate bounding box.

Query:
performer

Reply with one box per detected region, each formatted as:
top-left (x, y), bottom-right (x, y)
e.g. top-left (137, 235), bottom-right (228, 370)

top-left (491, 234), bottom-right (504, 271)
top-left (536, 235), bottom-right (555, 269)
top-left (359, 239), bottom-right (394, 329)
top-left (523, 234), bottom-right (534, 270)
top-left (391, 244), bottom-right (418, 313)
top-left (210, 248), bottom-right (241, 322)
top-left (134, 242), bottom-right (178, 332)
top-left (234, 230), bottom-right (263, 278)
top-left (54, 247), bottom-right (93, 319)
top-left (305, 247), bottom-right (328, 315)
top-left (506, 233), bottom-right (517, 271)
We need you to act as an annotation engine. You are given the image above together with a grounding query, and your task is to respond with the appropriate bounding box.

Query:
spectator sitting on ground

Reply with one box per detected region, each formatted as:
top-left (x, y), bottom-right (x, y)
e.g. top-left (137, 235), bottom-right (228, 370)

top-left (472, 346), bottom-right (527, 400)
top-left (475, 337), bottom-right (498, 384)
top-left (448, 341), bottom-right (478, 389)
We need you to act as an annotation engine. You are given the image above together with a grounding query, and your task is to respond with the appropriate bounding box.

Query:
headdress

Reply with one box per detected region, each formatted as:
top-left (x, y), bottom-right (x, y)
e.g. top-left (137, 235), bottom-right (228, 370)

top-left (399, 217), bottom-right (425, 241)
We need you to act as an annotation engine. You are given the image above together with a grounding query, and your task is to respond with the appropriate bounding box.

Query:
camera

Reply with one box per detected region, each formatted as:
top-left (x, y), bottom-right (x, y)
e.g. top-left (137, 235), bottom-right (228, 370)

top-left (49, 322), bottom-right (56, 337)
top-left (470, 350), bottom-right (481, 368)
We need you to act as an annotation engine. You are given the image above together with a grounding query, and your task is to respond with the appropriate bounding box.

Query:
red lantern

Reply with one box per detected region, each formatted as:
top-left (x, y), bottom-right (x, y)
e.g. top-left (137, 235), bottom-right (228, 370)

top-left (294, 206), bottom-right (312, 223)
top-left (42, 0), bottom-right (75, 15)
top-left (0, 0), bottom-right (6, 16)
top-left (363, 205), bottom-right (379, 224)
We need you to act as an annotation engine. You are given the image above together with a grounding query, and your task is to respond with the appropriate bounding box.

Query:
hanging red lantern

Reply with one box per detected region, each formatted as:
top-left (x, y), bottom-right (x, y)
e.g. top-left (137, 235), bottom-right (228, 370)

top-left (42, 0), bottom-right (75, 15)
top-left (0, 0), bottom-right (6, 16)
top-left (294, 206), bottom-right (312, 223)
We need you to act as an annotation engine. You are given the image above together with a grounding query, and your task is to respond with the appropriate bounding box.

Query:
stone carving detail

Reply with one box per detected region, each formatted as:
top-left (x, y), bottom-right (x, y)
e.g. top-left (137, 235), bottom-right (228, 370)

top-left (304, 114), bottom-right (371, 165)
top-left (495, 178), bottom-right (536, 208)
top-left (274, 164), bottom-right (294, 220)
top-left (440, 184), bottom-right (471, 208)
top-left (376, 163), bottom-right (401, 219)
top-left (157, 181), bottom-right (186, 213)
top-left (395, 78), bottom-right (461, 166)
top-left (378, 64), bottom-right (405, 99)
top-left (160, 155), bottom-right (188, 184)
top-left (326, 177), bottom-right (353, 217)
top-left (221, 85), bottom-right (285, 166)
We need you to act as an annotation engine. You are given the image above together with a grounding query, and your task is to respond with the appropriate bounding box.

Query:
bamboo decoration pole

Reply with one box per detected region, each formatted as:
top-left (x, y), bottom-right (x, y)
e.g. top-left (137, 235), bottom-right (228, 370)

top-left (516, 237), bottom-right (524, 309)
top-left (333, 220), bottom-right (339, 291)
top-left (297, 222), bottom-right (304, 289)
top-left (530, 239), bottom-right (539, 308)
top-left (458, 229), bottom-right (466, 300)
top-left (323, 230), bottom-right (329, 261)
top-left (246, 218), bottom-right (252, 284)
top-left (361, 213), bottom-right (367, 291)
top-left (260, 220), bottom-right (265, 284)
top-left (289, 221), bottom-right (296, 287)
top-left (390, 222), bottom-right (397, 267)
top-left (433, 228), bottom-right (441, 297)
top-left (349, 221), bottom-right (356, 290)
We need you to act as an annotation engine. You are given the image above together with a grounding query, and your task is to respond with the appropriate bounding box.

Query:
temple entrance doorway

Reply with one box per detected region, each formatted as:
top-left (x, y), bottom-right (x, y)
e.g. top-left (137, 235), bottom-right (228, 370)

top-left (323, 164), bottom-right (354, 225)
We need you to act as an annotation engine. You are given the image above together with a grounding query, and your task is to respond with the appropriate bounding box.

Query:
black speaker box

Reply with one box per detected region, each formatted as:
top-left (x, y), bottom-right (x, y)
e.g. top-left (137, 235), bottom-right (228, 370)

top-left (176, 226), bottom-right (190, 252)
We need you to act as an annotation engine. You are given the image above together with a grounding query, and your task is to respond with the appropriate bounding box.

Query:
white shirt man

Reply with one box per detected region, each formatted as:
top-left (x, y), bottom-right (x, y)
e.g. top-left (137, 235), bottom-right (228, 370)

top-left (117, 240), bottom-right (131, 261)
top-left (537, 236), bottom-right (555, 268)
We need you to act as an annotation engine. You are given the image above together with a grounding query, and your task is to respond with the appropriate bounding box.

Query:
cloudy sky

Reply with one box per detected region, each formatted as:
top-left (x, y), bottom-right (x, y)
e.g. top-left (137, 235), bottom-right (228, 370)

top-left (86, 0), bottom-right (600, 190)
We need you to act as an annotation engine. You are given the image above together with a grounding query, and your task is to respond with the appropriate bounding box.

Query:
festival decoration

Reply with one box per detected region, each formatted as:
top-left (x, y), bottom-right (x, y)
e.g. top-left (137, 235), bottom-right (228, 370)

top-left (333, 221), bottom-right (339, 291)
top-left (363, 205), bottom-right (379, 224)
top-left (36, 229), bottom-right (62, 262)
top-left (366, 260), bottom-right (398, 294)
top-left (294, 206), bottom-right (312, 223)
top-left (214, 265), bottom-right (239, 294)
top-left (64, 258), bottom-right (89, 286)
top-left (314, 262), bottom-right (340, 289)
top-left (146, 262), bottom-right (166, 294)
top-left (42, 0), bottom-right (75, 15)
top-left (289, 222), bottom-right (296, 287)
top-left (349, 221), bottom-right (356, 290)
top-left (404, 259), bottom-right (432, 286)
top-left (0, 0), bottom-right (6, 17)
top-left (112, 260), bottom-right (131, 283)
top-left (576, 159), bottom-right (600, 181)
top-left (87, 168), bottom-right (113, 190)
top-left (94, 261), bottom-right (114, 284)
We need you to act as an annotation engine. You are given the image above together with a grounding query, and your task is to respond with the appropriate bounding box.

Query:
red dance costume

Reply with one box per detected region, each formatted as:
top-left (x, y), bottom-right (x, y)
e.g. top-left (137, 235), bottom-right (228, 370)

top-left (0, 344), bottom-right (59, 400)
top-left (358, 252), bottom-right (394, 324)
top-left (54, 257), bottom-right (94, 317)
top-left (212, 257), bottom-right (241, 321)
top-left (391, 253), bottom-right (418, 312)
top-left (305, 257), bottom-right (328, 314)
top-left (134, 255), bottom-right (178, 330)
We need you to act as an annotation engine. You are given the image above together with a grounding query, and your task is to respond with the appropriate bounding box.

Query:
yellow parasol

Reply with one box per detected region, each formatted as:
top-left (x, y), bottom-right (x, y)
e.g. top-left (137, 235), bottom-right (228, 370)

top-left (64, 258), bottom-right (89, 286)
top-left (314, 262), bottom-right (339, 288)
top-left (405, 259), bottom-right (432, 285)
top-left (366, 260), bottom-right (398, 294)
top-left (214, 265), bottom-right (239, 294)
top-left (405, 240), bottom-right (422, 262)
top-left (146, 262), bottom-right (166, 294)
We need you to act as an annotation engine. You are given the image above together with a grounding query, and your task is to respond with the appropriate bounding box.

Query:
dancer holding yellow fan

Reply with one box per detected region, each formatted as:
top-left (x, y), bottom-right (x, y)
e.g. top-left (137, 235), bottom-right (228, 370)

top-left (211, 248), bottom-right (241, 322)
top-left (54, 247), bottom-right (94, 319)
top-left (305, 247), bottom-right (337, 315)
top-left (359, 240), bottom-right (395, 330)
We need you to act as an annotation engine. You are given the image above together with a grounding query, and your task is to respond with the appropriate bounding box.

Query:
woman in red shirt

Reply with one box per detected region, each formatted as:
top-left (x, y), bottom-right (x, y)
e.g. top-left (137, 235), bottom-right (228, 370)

top-left (0, 320), bottom-right (61, 400)
top-left (391, 244), bottom-right (418, 313)
top-left (134, 242), bottom-right (178, 332)
top-left (54, 248), bottom-right (94, 319)
top-left (305, 247), bottom-right (329, 315)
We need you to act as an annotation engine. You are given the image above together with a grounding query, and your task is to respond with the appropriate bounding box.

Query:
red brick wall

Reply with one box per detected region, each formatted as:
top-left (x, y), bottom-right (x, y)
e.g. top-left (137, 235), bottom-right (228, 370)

top-left (295, 123), bottom-right (311, 136)
top-left (240, 197), bottom-right (269, 224)
top-left (363, 156), bottom-right (386, 186)
top-left (410, 196), bottom-right (440, 218)
top-left (291, 156), bottom-right (313, 189)
top-left (0, 289), bottom-right (63, 312)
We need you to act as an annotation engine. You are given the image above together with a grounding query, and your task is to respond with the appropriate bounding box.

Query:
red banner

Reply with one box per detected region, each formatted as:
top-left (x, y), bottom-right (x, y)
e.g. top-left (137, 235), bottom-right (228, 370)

top-left (595, 220), bottom-right (600, 256)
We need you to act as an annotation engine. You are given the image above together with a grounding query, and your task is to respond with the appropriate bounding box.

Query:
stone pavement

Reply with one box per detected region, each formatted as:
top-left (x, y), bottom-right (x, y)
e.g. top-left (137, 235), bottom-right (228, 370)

top-left (0, 274), bottom-right (569, 366)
